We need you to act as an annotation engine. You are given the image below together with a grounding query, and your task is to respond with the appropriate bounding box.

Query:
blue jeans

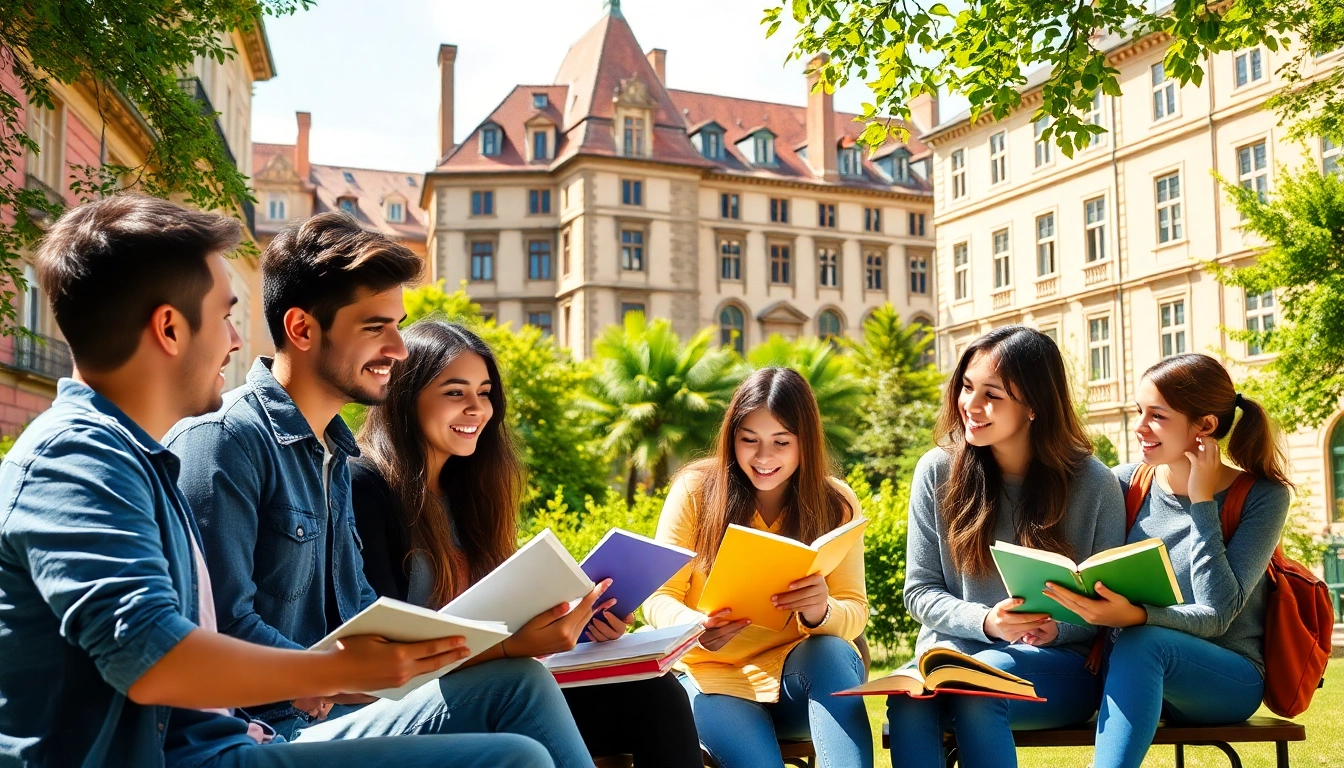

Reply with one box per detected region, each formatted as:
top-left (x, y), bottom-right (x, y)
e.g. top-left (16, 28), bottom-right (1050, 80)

top-left (213, 658), bottom-right (592, 768)
top-left (206, 733), bottom-right (552, 768)
top-left (680, 635), bottom-right (873, 768)
top-left (1094, 625), bottom-right (1264, 768)
top-left (886, 643), bottom-right (1100, 768)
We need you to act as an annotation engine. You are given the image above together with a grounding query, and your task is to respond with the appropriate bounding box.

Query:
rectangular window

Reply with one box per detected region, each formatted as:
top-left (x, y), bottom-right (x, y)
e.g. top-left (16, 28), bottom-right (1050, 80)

top-left (27, 100), bottom-right (63, 189)
top-left (470, 190), bottom-right (494, 216)
top-left (703, 131), bottom-right (723, 159)
top-left (1160, 299), bottom-right (1188, 358)
top-left (621, 179), bottom-right (643, 206)
top-left (1246, 290), bottom-right (1275, 356)
top-left (720, 193), bottom-right (740, 219)
top-left (620, 229), bottom-right (644, 271)
top-left (719, 239), bottom-right (741, 281)
top-left (533, 130), bottom-right (549, 160)
top-left (754, 134), bottom-right (776, 165)
top-left (909, 252), bottom-right (928, 295)
top-left (1035, 213), bottom-right (1056, 276)
top-left (528, 311), bottom-right (553, 335)
top-left (992, 228), bottom-right (1011, 289)
top-left (268, 194), bottom-right (286, 221)
top-left (818, 247), bottom-right (838, 288)
top-left (1082, 92), bottom-right (1107, 149)
top-left (770, 244), bottom-right (792, 285)
top-left (1034, 117), bottom-right (1053, 167)
top-left (770, 197), bottom-right (789, 223)
top-left (1152, 62), bottom-right (1177, 120)
top-left (865, 252), bottom-right (884, 291)
top-left (623, 117), bottom-right (645, 156)
top-left (480, 128), bottom-right (500, 156)
top-left (1235, 48), bottom-right (1265, 87)
top-left (1237, 141), bottom-right (1269, 204)
top-left (529, 189), bottom-right (552, 214)
top-left (621, 302), bottom-right (646, 320)
top-left (1156, 172), bottom-right (1183, 243)
top-left (528, 240), bottom-right (552, 280)
top-left (386, 202), bottom-right (404, 223)
top-left (953, 242), bottom-right (970, 301)
top-left (818, 202), bottom-right (836, 228)
top-left (863, 207), bottom-right (882, 233)
top-left (561, 229), bottom-right (572, 276)
top-left (989, 132), bottom-right (1007, 185)
top-left (909, 212), bottom-right (926, 237)
top-left (1085, 197), bottom-right (1107, 262)
top-left (470, 241), bottom-right (494, 281)
top-left (1325, 137), bottom-right (1342, 176)
top-left (338, 198), bottom-right (356, 215)
top-left (1089, 317), bottom-right (1112, 381)
top-left (951, 149), bottom-right (966, 199)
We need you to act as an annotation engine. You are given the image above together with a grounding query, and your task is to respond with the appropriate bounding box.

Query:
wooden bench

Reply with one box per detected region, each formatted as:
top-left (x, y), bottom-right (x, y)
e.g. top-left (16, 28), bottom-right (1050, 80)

top-left (880, 716), bottom-right (1307, 768)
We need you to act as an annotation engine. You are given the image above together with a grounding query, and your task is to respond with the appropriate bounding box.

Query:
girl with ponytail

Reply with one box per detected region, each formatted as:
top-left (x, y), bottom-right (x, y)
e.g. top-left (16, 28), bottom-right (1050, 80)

top-left (1043, 353), bottom-right (1293, 768)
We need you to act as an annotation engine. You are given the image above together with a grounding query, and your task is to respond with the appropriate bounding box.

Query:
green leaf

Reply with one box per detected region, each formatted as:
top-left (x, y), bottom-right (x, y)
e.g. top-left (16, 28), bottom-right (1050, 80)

top-left (792, 0), bottom-right (808, 24)
top-left (929, 3), bottom-right (952, 17)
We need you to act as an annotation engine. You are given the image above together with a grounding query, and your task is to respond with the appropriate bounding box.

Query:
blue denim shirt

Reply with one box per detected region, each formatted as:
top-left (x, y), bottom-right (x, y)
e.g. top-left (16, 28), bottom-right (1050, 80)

top-left (0, 379), bottom-right (253, 767)
top-left (166, 359), bottom-right (375, 669)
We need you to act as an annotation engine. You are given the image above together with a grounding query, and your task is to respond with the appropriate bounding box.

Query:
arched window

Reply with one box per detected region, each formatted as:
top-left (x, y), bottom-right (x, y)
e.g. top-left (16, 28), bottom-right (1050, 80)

top-left (720, 305), bottom-right (745, 354)
top-left (911, 314), bottom-right (935, 367)
top-left (1330, 417), bottom-right (1344, 523)
top-left (818, 310), bottom-right (842, 340)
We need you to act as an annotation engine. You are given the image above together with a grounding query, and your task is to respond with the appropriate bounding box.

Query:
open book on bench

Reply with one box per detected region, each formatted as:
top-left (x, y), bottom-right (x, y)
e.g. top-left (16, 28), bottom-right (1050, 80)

top-left (990, 538), bottom-right (1184, 626)
top-left (835, 647), bottom-right (1043, 701)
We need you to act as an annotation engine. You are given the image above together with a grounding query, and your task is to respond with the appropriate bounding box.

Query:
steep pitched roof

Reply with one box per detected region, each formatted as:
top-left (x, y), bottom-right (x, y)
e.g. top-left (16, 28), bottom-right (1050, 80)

top-left (309, 164), bottom-right (428, 240)
top-left (553, 11), bottom-right (683, 130)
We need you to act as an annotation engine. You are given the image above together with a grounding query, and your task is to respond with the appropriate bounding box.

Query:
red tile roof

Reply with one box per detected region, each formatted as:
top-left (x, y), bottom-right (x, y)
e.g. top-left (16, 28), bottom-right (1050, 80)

top-left (433, 9), bottom-right (929, 196)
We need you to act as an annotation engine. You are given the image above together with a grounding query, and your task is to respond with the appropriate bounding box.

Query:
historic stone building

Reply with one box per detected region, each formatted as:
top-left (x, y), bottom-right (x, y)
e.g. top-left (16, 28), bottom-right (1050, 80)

top-left (924, 28), bottom-right (1343, 528)
top-left (422, 2), bottom-right (936, 358)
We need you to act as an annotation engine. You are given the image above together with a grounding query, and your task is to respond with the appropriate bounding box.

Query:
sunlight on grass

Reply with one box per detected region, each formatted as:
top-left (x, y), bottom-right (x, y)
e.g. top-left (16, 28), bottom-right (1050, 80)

top-left (864, 657), bottom-right (1343, 768)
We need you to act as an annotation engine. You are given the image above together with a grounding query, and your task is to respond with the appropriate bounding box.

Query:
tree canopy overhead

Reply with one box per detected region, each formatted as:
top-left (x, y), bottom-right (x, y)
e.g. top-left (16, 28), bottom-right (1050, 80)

top-left (1, 0), bottom-right (309, 331)
top-left (768, 0), bottom-right (1342, 155)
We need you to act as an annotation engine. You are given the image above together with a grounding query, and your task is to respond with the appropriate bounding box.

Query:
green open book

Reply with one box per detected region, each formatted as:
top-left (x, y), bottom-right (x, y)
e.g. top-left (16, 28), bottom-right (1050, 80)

top-left (990, 538), bottom-right (1184, 626)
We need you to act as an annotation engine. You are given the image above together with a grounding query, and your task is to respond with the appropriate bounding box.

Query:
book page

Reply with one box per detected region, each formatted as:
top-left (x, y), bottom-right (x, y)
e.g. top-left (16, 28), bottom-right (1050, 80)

top-left (444, 529), bottom-right (594, 632)
top-left (808, 517), bottom-right (869, 577)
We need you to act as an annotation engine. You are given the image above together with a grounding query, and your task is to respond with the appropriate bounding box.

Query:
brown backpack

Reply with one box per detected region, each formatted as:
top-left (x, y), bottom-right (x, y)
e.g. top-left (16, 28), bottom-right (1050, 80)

top-left (1124, 463), bottom-right (1333, 718)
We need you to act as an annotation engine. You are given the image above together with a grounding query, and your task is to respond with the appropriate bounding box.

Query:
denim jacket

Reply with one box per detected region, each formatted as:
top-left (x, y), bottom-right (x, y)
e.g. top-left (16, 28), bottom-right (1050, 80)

top-left (0, 379), bottom-right (253, 767)
top-left (166, 359), bottom-right (375, 676)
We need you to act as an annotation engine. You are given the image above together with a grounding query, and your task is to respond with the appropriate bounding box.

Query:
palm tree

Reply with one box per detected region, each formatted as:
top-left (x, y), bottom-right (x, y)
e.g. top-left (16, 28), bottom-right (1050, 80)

top-left (747, 334), bottom-right (866, 455)
top-left (583, 313), bottom-right (745, 502)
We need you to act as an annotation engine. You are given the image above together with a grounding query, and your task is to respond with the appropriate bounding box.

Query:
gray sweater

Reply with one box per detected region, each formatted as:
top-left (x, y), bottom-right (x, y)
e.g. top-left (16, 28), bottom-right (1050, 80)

top-left (905, 448), bottom-right (1126, 658)
top-left (1114, 464), bottom-right (1290, 675)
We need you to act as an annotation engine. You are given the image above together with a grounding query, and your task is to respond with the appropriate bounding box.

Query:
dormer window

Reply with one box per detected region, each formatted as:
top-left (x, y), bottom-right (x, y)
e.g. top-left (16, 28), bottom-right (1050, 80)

top-left (839, 146), bottom-right (863, 176)
top-left (386, 199), bottom-right (405, 223)
top-left (737, 129), bottom-right (776, 166)
top-left (876, 148), bottom-right (911, 182)
top-left (337, 197), bottom-right (357, 216)
top-left (532, 130), bottom-right (549, 161)
top-left (480, 125), bottom-right (501, 157)
top-left (693, 124), bottom-right (725, 160)
top-left (533, 93), bottom-right (549, 109)
top-left (407, 175), bottom-right (417, 187)
top-left (342, 171), bottom-right (356, 184)
top-left (623, 116), bottom-right (646, 156)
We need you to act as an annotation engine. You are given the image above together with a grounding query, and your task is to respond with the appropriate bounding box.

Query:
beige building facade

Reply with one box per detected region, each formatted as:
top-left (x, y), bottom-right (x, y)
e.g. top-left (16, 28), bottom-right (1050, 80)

top-left (423, 4), bottom-right (936, 358)
top-left (925, 31), bottom-right (1344, 528)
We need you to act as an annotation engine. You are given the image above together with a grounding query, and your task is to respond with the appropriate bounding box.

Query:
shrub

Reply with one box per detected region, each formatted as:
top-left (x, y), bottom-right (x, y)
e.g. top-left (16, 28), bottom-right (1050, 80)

top-left (848, 466), bottom-right (917, 655)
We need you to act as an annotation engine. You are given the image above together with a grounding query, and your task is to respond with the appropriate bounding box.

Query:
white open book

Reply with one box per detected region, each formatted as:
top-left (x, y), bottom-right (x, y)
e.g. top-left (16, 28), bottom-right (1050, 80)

top-left (442, 528), bottom-right (596, 632)
top-left (309, 597), bottom-right (510, 700)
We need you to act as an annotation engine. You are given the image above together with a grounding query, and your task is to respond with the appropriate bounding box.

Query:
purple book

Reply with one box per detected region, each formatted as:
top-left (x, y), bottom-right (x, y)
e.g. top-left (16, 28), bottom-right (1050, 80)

top-left (579, 529), bottom-right (695, 637)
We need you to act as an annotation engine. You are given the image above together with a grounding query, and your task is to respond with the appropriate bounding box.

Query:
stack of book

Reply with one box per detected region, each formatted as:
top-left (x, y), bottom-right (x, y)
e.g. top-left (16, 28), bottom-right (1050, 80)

top-left (542, 623), bottom-right (704, 688)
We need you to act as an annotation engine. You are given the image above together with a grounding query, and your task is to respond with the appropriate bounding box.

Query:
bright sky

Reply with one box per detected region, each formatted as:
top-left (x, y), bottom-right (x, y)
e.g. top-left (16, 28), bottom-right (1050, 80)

top-left (251, 0), bottom-right (966, 173)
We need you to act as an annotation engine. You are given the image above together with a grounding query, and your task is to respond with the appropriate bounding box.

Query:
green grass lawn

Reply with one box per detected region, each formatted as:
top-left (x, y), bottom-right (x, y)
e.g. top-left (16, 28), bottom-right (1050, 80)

top-left (862, 657), bottom-right (1344, 768)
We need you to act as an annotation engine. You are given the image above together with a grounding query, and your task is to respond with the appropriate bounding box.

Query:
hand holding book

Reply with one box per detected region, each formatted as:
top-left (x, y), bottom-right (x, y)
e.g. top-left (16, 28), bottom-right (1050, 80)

top-left (1043, 580), bottom-right (1148, 628)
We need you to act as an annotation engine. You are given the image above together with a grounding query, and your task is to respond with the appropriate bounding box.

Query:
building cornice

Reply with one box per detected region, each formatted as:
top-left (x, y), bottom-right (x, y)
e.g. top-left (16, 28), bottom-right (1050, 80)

top-left (238, 18), bottom-right (277, 82)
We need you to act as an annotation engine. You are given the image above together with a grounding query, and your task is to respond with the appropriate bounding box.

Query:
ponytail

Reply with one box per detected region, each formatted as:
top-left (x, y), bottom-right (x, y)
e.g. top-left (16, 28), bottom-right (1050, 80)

top-left (1142, 353), bottom-right (1293, 489)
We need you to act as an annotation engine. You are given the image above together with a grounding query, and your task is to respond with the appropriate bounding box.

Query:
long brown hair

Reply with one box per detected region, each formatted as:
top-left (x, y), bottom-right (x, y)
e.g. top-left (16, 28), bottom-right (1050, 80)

top-left (358, 320), bottom-right (522, 606)
top-left (686, 367), bottom-right (850, 573)
top-left (937, 326), bottom-right (1094, 576)
top-left (1142, 353), bottom-right (1292, 488)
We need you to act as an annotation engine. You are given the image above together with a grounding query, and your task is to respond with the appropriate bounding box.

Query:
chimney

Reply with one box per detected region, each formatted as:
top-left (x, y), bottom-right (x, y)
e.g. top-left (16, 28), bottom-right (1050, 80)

top-left (805, 54), bottom-right (837, 182)
top-left (908, 92), bottom-right (940, 136)
top-left (437, 44), bottom-right (457, 160)
top-left (295, 111), bottom-right (311, 181)
top-left (647, 49), bottom-right (666, 85)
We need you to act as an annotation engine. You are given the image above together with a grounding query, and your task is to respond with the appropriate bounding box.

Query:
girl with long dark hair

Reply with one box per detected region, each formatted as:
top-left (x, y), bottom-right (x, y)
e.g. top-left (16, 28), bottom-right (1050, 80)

top-left (1042, 353), bottom-right (1292, 768)
top-left (644, 367), bottom-right (873, 768)
top-left (350, 320), bottom-right (702, 768)
top-left (888, 325), bottom-right (1125, 768)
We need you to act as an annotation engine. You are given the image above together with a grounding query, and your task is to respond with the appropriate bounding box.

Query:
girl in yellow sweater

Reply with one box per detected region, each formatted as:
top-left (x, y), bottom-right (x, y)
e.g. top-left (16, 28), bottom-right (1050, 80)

top-left (644, 367), bottom-right (872, 768)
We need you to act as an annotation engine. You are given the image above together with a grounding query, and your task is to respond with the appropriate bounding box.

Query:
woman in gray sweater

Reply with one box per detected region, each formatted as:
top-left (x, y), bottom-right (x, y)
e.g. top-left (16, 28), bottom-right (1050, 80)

top-left (889, 326), bottom-right (1125, 768)
top-left (1043, 354), bottom-right (1291, 768)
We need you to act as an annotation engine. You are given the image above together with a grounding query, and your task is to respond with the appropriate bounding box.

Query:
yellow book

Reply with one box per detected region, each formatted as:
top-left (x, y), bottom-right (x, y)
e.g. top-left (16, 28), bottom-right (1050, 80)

top-left (696, 517), bottom-right (868, 632)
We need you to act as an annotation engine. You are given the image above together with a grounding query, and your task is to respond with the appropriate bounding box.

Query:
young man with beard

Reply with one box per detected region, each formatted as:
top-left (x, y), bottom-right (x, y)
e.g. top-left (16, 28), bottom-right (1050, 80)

top-left (0, 195), bottom-right (550, 768)
top-left (167, 213), bottom-right (597, 768)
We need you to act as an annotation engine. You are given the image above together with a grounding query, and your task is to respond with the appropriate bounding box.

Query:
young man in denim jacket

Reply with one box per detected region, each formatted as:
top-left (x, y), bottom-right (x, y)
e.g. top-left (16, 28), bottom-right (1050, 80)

top-left (0, 195), bottom-right (550, 768)
top-left (167, 213), bottom-right (600, 768)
